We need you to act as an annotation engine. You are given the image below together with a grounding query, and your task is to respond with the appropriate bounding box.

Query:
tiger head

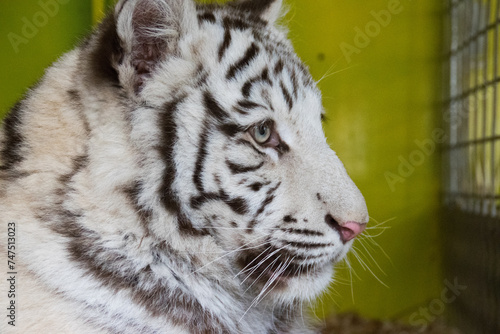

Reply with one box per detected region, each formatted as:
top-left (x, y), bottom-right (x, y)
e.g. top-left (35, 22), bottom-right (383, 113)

top-left (97, 0), bottom-right (369, 305)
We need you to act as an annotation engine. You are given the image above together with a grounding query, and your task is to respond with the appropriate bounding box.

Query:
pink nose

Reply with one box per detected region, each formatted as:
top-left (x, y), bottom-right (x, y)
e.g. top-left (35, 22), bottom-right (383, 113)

top-left (339, 221), bottom-right (366, 242)
top-left (325, 215), bottom-right (366, 243)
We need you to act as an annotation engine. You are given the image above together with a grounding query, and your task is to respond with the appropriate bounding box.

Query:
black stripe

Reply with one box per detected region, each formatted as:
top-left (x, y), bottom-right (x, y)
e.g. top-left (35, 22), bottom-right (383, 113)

top-left (177, 213), bottom-right (209, 237)
top-left (285, 252), bottom-right (330, 261)
top-left (225, 196), bottom-right (249, 215)
top-left (276, 140), bottom-right (290, 155)
top-left (115, 0), bottom-right (127, 16)
top-left (219, 123), bottom-right (246, 137)
top-left (283, 215), bottom-right (297, 223)
top-left (159, 98), bottom-right (184, 212)
top-left (236, 139), bottom-right (266, 156)
top-left (226, 160), bottom-right (264, 174)
top-left (247, 219), bottom-right (258, 230)
top-left (190, 192), bottom-right (220, 209)
top-left (219, 17), bottom-right (241, 61)
top-left (241, 68), bottom-right (272, 98)
top-left (280, 81), bottom-right (293, 110)
top-left (67, 89), bottom-right (81, 104)
top-left (273, 59), bottom-right (284, 75)
top-left (253, 182), bottom-right (281, 218)
top-left (193, 124), bottom-right (210, 193)
top-left (123, 181), bottom-right (152, 231)
top-left (283, 228), bottom-right (324, 237)
top-left (219, 28), bottom-right (232, 61)
top-left (241, 79), bottom-right (255, 98)
top-left (190, 193), bottom-right (212, 210)
top-left (204, 91), bottom-right (229, 122)
top-left (226, 43), bottom-right (260, 80)
top-left (191, 192), bottom-right (249, 216)
top-left (233, 107), bottom-right (249, 115)
top-left (218, 17), bottom-right (255, 62)
top-left (290, 70), bottom-right (299, 99)
top-left (224, 17), bottom-right (251, 31)
top-left (158, 96), bottom-right (207, 231)
top-left (234, 0), bottom-right (277, 18)
top-left (286, 241), bottom-right (333, 249)
top-left (58, 155), bottom-right (89, 185)
top-left (0, 101), bottom-right (25, 171)
top-left (198, 12), bottom-right (216, 24)
top-left (193, 93), bottom-right (245, 210)
top-left (261, 68), bottom-right (272, 85)
top-left (67, 89), bottom-right (91, 136)
top-left (47, 172), bottom-right (220, 331)
top-left (193, 93), bottom-right (229, 193)
top-left (194, 64), bottom-right (208, 87)
top-left (255, 194), bottom-right (274, 218)
top-left (40, 139), bottom-right (217, 331)
top-left (241, 76), bottom-right (260, 98)
top-left (89, 13), bottom-right (122, 84)
top-left (249, 182), bottom-right (264, 192)
top-left (64, 228), bottom-right (225, 332)
top-left (237, 100), bottom-right (265, 110)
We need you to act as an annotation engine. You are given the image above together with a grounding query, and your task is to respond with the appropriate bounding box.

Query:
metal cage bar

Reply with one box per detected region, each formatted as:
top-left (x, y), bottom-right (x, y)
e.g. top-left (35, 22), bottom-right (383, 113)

top-left (443, 1), bottom-right (500, 333)
top-left (444, 0), bottom-right (500, 218)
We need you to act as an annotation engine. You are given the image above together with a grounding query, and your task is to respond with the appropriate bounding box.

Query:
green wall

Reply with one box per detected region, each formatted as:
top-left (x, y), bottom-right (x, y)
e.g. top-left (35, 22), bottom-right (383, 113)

top-left (0, 1), bottom-right (91, 117)
top-left (288, 0), bottom-right (444, 321)
top-left (0, 0), bottom-right (444, 324)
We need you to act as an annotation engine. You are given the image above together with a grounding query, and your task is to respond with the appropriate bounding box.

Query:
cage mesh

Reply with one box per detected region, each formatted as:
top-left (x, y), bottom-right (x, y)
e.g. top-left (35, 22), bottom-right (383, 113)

top-left (443, 1), bottom-right (500, 333)
top-left (443, 0), bottom-right (500, 218)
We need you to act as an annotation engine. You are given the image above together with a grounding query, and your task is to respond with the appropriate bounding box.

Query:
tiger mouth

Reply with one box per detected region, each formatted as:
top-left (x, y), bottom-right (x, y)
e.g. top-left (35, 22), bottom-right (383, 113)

top-left (235, 245), bottom-right (331, 285)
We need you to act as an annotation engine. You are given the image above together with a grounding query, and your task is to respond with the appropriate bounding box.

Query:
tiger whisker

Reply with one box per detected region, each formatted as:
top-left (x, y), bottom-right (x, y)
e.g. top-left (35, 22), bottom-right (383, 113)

top-left (181, 239), bottom-right (268, 255)
top-left (209, 227), bottom-right (282, 230)
top-left (350, 247), bottom-right (389, 288)
top-left (235, 245), bottom-right (273, 281)
top-left (324, 283), bottom-right (341, 307)
top-left (241, 246), bottom-right (287, 290)
top-left (368, 216), bottom-right (396, 227)
top-left (350, 247), bottom-right (371, 272)
top-left (246, 256), bottom-right (293, 315)
top-left (190, 234), bottom-right (268, 275)
top-left (338, 256), bottom-right (355, 303)
top-left (355, 238), bottom-right (387, 276)
top-left (240, 251), bottom-right (278, 286)
top-left (366, 237), bottom-right (393, 264)
top-left (242, 253), bottom-right (282, 297)
top-left (316, 62), bottom-right (358, 84)
top-left (315, 57), bottom-right (342, 84)
top-left (360, 228), bottom-right (389, 238)
top-left (348, 260), bottom-right (355, 303)
top-left (257, 258), bottom-right (289, 301)
top-left (355, 235), bottom-right (378, 255)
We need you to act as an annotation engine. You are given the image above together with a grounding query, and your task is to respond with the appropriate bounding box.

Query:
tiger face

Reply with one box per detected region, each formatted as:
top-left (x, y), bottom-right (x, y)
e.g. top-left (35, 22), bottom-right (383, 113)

top-left (111, 0), bottom-right (369, 303)
top-left (0, 0), bottom-right (369, 331)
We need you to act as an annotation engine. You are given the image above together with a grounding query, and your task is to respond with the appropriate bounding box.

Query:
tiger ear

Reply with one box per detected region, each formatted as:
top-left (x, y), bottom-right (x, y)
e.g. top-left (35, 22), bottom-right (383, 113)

top-left (233, 0), bottom-right (284, 25)
top-left (114, 0), bottom-right (198, 93)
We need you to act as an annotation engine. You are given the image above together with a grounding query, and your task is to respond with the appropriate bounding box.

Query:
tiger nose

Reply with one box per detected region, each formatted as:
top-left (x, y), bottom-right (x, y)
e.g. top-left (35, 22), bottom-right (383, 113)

top-left (325, 215), bottom-right (366, 243)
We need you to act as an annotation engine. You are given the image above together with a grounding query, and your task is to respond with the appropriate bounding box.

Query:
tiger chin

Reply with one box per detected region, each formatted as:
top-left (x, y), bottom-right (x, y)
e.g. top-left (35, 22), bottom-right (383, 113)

top-left (0, 0), bottom-right (368, 333)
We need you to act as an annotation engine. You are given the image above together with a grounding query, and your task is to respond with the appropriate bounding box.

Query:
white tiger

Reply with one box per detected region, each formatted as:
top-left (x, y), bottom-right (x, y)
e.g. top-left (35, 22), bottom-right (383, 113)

top-left (0, 0), bottom-right (369, 333)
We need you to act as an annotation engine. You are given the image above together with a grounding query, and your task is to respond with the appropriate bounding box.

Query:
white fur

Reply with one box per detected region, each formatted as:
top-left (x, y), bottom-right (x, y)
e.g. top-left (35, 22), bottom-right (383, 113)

top-left (0, 0), bottom-right (368, 333)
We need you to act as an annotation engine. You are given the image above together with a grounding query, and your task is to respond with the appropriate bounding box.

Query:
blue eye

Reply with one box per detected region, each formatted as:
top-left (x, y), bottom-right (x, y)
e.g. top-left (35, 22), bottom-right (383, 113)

top-left (252, 123), bottom-right (272, 144)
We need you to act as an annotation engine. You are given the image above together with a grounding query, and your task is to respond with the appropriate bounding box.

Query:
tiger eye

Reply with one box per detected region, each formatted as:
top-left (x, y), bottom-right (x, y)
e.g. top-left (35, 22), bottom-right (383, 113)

top-left (253, 124), bottom-right (271, 144)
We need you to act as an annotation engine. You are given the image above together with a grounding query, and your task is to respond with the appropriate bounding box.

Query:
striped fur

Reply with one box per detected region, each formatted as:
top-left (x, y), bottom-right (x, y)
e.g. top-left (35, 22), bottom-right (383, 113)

top-left (0, 0), bottom-right (368, 333)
